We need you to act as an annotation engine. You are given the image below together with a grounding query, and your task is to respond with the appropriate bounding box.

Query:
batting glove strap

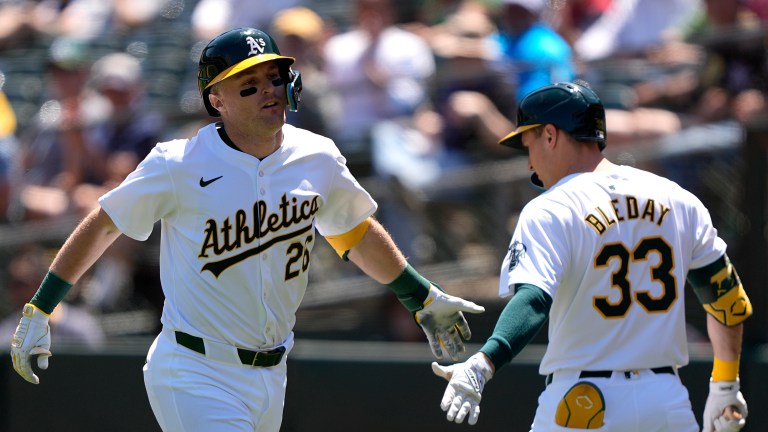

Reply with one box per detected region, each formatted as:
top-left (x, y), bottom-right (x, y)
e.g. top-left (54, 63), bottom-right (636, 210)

top-left (10, 303), bottom-right (52, 385)
top-left (432, 353), bottom-right (494, 426)
top-left (386, 264), bottom-right (432, 313)
top-left (415, 286), bottom-right (485, 361)
top-left (702, 379), bottom-right (748, 432)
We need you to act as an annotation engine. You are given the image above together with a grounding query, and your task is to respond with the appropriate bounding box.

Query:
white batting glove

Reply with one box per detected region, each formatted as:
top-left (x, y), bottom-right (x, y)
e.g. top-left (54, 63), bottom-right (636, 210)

top-left (702, 379), bottom-right (747, 432)
top-left (415, 285), bottom-right (485, 361)
top-left (432, 353), bottom-right (494, 425)
top-left (713, 415), bottom-right (746, 432)
top-left (10, 303), bottom-right (53, 384)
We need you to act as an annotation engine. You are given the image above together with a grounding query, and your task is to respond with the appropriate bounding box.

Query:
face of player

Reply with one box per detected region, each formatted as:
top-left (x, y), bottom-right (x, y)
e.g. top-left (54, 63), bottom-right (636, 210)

top-left (521, 124), bottom-right (555, 189)
top-left (209, 61), bottom-right (287, 134)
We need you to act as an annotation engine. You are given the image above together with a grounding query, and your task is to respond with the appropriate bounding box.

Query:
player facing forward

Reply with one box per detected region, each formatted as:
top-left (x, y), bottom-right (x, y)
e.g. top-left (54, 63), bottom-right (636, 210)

top-left (10, 27), bottom-right (485, 431)
top-left (431, 81), bottom-right (752, 431)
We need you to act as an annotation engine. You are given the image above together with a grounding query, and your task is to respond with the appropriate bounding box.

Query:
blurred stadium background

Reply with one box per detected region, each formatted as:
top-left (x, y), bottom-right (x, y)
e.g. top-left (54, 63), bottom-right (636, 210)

top-left (0, 0), bottom-right (767, 430)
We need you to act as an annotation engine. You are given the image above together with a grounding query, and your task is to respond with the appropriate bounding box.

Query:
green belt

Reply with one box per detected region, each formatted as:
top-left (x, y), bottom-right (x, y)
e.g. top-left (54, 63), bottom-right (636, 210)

top-left (175, 331), bottom-right (285, 367)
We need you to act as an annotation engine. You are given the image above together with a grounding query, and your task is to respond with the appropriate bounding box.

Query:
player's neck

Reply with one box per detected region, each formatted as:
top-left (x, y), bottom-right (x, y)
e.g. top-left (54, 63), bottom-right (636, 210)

top-left (218, 122), bottom-right (283, 160)
top-left (563, 144), bottom-right (610, 177)
top-left (594, 158), bottom-right (615, 172)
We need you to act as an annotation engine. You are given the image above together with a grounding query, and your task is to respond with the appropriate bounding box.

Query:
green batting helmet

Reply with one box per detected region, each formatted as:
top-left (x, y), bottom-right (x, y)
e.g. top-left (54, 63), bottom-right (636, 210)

top-left (499, 82), bottom-right (606, 150)
top-left (198, 27), bottom-right (300, 117)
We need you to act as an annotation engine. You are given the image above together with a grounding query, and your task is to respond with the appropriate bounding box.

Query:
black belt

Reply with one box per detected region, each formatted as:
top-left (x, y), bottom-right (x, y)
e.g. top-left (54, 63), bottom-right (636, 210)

top-left (545, 366), bottom-right (675, 386)
top-left (175, 331), bottom-right (286, 367)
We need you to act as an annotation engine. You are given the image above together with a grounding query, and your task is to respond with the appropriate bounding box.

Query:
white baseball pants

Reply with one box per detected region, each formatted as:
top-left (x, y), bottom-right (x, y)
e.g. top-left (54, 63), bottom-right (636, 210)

top-left (143, 328), bottom-right (288, 432)
top-left (531, 368), bottom-right (699, 431)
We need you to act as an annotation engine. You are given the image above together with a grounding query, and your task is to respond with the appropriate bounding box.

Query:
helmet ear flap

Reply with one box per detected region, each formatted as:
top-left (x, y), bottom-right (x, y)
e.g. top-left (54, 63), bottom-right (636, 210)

top-left (286, 69), bottom-right (302, 112)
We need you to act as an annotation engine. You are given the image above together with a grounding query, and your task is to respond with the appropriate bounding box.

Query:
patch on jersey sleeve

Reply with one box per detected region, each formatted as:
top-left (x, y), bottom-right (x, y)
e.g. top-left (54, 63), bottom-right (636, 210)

top-left (688, 254), bottom-right (753, 326)
top-left (555, 381), bottom-right (606, 429)
top-left (325, 217), bottom-right (371, 258)
top-left (507, 240), bottom-right (527, 271)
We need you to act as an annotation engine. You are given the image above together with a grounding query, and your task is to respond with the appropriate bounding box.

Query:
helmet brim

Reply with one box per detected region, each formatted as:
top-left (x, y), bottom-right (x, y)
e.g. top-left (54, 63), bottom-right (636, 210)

top-left (204, 54), bottom-right (295, 90)
top-left (498, 123), bottom-right (541, 149)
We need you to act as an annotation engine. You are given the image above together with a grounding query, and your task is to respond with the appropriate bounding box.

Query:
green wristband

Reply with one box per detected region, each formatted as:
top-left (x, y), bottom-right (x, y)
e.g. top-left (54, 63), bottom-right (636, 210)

top-left (387, 264), bottom-right (431, 313)
top-left (30, 271), bottom-right (73, 314)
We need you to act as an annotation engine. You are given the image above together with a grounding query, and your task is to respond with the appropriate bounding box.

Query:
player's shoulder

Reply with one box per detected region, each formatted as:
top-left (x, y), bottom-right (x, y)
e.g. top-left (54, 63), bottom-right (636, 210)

top-left (153, 122), bottom-right (216, 157)
top-left (595, 165), bottom-right (709, 216)
top-left (153, 137), bottom-right (190, 153)
top-left (282, 124), bottom-right (341, 158)
top-left (613, 165), bottom-right (696, 198)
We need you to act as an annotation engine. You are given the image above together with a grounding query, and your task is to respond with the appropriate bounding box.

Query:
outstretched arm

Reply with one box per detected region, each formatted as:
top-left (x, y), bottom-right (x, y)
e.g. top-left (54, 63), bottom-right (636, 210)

top-left (345, 218), bottom-right (485, 360)
top-left (346, 217), bottom-right (407, 284)
top-left (432, 284), bottom-right (551, 425)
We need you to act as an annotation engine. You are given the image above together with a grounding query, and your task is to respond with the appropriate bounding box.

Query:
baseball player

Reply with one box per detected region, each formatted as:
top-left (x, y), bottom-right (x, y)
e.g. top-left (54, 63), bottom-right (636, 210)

top-left (10, 27), bottom-right (485, 432)
top-left (431, 81), bottom-right (752, 431)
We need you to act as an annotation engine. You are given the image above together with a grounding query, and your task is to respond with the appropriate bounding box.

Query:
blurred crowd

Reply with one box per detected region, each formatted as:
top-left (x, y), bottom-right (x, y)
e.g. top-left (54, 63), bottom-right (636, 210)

top-left (0, 0), bottom-right (766, 346)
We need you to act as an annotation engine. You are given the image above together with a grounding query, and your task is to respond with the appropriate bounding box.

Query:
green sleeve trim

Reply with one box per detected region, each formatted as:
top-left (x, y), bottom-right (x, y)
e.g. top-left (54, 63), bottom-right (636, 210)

top-left (30, 271), bottom-right (73, 314)
top-left (386, 263), bottom-right (431, 312)
top-left (688, 254), bottom-right (733, 304)
top-left (479, 284), bottom-right (551, 372)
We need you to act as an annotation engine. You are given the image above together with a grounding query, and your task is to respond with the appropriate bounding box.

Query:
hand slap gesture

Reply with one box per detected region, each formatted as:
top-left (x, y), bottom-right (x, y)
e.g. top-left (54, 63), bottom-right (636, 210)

top-left (432, 353), bottom-right (494, 425)
top-left (415, 285), bottom-right (484, 361)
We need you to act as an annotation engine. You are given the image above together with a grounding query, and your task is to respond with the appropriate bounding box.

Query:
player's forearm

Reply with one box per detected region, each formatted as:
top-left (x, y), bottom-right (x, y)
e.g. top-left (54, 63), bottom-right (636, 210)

top-left (708, 315), bottom-right (743, 361)
top-left (475, 105), bottom-right (515, 148)
top-left (347, 218), bottom-right (407, 284)
top-left (707, 314), bottom-right (744, 382)
top-left (49, 206), bottom-right (122, 282)
top-left (480, 284), bottom-right (551, 371)
top-left (347, 219), bottom-right (436, 312)
top-left (30, 206), bottom-right (122, 313)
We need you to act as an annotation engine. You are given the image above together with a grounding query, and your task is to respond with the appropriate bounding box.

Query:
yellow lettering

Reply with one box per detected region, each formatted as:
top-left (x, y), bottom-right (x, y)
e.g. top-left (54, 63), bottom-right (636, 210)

top-left (596, 206), bottom-right (616, 227)
top-left (611, 199), bottom-right (625, 222)
top-left (641, 199), bottom-right (655, 222)
top-left (585, 214), bottom-right (606, 234)
top-left (657, 203), bottom-right (671, 226)
top-left (626, 197), bottom-right (639, 219)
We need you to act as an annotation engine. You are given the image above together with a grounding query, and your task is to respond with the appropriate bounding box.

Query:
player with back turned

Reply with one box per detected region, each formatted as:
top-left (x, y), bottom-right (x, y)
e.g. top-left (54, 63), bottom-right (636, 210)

top-left (9, 27), bottom-right (485, 432)
top-left (430, 81), bottom-right (752, 431)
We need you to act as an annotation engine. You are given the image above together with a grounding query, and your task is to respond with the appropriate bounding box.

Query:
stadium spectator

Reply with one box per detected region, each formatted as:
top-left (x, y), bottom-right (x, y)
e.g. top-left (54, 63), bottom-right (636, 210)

top-left (493, 0), bottom-right (576, 101)
top-left (191, 0), bottom-right (304, 42)
top-left (270, 6), bottom-right (334, 136)
top-left (69, 52), bottom-right (164, 215)
top-left (372, 3), bottom-right (516, 190)
top-left (323, 0), bottom-right (435, 176)
top-left (13, 36), bottom-right (107, 220)
top-left (371, 4), bottom-right (517, 263)
top-left (573, 0), bottom-right (701, 62)
top-left (0, 87), bottom-right (18, 222)
top-left (547, 0), bottom-right (613, 48)
top-left (0, 0), bottom-right (111, 50)
top-left (69, 52), bottom-right (163, 315)
top-left (603, 0), bottom-right (767, 142)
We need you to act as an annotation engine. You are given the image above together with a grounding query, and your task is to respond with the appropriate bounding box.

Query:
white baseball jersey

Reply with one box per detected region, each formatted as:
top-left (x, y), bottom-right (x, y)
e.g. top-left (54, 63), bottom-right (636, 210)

top-left (500, 165), bottom-right (726, 375)
top-left (99, 123), bottom-right (377, 350)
